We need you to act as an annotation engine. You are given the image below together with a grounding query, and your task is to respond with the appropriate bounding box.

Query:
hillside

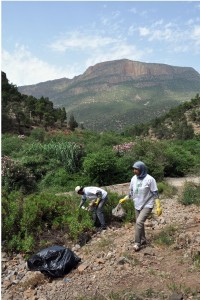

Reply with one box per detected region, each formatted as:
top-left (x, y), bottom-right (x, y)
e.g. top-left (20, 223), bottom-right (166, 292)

top-left (18, 59), bottom-right (200, 132)
top-left (2, 177), bottom-right (200, 300)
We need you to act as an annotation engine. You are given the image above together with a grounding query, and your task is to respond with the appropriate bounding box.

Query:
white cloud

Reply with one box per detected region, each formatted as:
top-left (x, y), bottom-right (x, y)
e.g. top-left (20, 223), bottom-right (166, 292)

top-left (49, 32), bottom-right (117, 52)
top-left (85, 42), bottom-right (145, 69)
top-left (139, 27), bottom-right (150, 36)
top-left (1, 45), bottom-right (77, 86)
top-left (192, 26), bottom-right (200, 45)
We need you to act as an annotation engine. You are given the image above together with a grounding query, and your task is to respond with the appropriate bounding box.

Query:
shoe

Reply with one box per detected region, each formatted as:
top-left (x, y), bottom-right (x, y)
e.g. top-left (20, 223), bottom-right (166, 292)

top-left (133, 244), bottom-right (141, 251)
top-left (96, 226), bottom-right (107, 232)
top-left (100, 225), bottom-right (107, 231)
top-left (141, 240), bottom-right (147, 246)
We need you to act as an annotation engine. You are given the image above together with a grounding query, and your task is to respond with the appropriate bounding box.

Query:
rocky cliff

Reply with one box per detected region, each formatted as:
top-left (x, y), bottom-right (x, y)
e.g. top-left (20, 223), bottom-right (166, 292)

top-left (18, 59), bottom-right (200, 131)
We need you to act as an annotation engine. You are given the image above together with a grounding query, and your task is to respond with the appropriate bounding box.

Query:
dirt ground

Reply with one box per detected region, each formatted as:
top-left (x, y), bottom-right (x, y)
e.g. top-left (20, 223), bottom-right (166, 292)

top-left (1, 176), bottom-right (200, 300)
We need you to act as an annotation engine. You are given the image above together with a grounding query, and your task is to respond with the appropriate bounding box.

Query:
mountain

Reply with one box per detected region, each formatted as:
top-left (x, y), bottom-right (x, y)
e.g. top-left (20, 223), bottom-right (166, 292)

top-left (18, 59), bottom-right (200, 131)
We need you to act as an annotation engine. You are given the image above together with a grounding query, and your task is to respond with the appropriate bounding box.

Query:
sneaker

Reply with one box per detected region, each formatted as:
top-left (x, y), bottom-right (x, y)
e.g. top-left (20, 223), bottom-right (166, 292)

top-left (100, 225), bottom-right (107, 231)
top-left (133, 244), bottom-right (141, 251)
top-left (141, 240), bottom-right (147, 246)
top-left (96, 226), bottom-right (107, 233)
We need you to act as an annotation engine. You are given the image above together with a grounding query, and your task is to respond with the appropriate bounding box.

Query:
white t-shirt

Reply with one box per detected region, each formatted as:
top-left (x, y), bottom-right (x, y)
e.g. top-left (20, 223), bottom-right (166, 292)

top-left (82, 187), bottom-right (107, 202)
top-left (129, 174), bottom-right (158, 210)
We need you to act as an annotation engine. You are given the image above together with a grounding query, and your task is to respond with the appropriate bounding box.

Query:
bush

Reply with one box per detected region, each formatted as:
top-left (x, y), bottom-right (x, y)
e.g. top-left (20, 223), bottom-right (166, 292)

top-left (83, 148), bottom-right (118, 185)
top-left (2, 191), bottom-right (94, 253)
top-left (1, 134), bottom-right (25, 156)
top-left (157, 181), bottom-right (177, 198)
top-left (123, 139), bottom-right (166, 181)
top-left (164, 145), bottom-right (195, 177)
top-left (29, 128), bottom-right (46, 142)
top-left (179, 182), bottom-right (200, 206)
top-left (1, 156), bottom-right (36, 194)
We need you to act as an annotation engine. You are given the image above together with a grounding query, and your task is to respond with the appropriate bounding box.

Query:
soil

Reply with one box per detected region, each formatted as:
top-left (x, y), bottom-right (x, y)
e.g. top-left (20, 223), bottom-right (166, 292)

top-left (1, 176), bottom-right (200, 300)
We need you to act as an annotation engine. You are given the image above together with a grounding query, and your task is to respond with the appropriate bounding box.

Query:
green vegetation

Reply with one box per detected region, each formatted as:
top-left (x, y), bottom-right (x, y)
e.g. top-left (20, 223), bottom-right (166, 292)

top-left (1, 72), bottom-right (200, 254)
top-left (179, 182), bottom-right (200, 206)
top-left (154, 225), bottom-right (176, 246)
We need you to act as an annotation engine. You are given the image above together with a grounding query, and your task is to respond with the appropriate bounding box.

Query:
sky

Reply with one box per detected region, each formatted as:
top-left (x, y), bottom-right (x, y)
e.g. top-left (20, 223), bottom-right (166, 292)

top-left (2, 1), bottom-right (200, 87)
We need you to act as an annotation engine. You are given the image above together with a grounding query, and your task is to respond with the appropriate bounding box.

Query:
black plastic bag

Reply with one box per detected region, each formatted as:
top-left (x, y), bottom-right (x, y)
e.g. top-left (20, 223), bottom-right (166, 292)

top-left (27, 245), bottom-right (81, 278)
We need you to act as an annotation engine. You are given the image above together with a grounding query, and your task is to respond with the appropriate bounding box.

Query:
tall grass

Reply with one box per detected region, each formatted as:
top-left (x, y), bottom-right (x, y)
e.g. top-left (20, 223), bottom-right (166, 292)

top-left (23, 141), bottom-right (84, 173)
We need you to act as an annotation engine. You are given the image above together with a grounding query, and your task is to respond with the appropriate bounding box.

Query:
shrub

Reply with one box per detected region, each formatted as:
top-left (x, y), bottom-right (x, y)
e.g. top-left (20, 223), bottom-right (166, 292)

top-left (157, 181), bottom-right (177, 198)
top-left (2, 191), bottom-right (94, 253)
top-left (1, 134), bottom-right (25, 156)
top-left (179, 182), bottom-right (200, 206)
top-left (164, 145), bottom-right (194, 177)
top-left (83, 148), bottom-right (118, 185)
top-left (29, 128), bottom-right (46, 142)
top-left (1, 156), bottom-right (36, 193)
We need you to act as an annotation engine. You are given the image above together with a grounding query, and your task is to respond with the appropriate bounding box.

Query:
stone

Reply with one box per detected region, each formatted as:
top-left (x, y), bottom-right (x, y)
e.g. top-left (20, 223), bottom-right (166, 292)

top-left (169, 293), bottom-right (183, 300)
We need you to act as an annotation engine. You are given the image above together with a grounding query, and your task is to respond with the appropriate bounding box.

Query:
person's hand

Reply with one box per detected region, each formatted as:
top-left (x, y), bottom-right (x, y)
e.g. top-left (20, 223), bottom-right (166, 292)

top-left (155, 199), bottom-right (161, 207)
top-left (94, 198), bottom-right (100, 205)
top-left (119, 195), bottom-right (129, 204)
top-left (155, 199), bottom-right (162, 216)
top-left (156, 207), bottom-right (162, 216)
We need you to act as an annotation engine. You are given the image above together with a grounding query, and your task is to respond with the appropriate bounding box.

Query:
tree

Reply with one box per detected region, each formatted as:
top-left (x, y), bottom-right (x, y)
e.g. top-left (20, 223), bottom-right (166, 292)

top-left (56, 107), bottom-right (67, 127)
top-left (68, 114), bottom-right (78, 131)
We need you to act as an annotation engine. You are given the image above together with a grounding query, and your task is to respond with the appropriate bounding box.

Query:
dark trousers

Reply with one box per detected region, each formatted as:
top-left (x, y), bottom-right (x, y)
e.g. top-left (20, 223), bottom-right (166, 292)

top-left (92, 196), bottom-right (108, 227)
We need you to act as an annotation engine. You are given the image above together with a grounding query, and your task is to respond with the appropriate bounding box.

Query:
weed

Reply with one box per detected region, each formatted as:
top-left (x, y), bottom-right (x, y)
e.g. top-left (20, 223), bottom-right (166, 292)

top-left (193, 254), bottom-right (200, 269)
top-left (180, 182), bottom-right (200, 206)
top-left (157, 181), bottom-right (177, 198)
top-left (97, 237), bottom-right (115, 251)
top-left (153, 225), bottom-right (176, 246)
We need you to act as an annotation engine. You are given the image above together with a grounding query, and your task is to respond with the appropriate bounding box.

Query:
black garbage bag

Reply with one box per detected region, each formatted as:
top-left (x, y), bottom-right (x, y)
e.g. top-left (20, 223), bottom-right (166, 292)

top-left (27, 245), bottom-right (81, 278)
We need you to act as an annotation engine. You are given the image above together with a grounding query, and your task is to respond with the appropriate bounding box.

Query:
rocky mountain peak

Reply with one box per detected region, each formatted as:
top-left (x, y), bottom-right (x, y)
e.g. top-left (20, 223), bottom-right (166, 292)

top-left (83, 59), bottom-right (199, 80)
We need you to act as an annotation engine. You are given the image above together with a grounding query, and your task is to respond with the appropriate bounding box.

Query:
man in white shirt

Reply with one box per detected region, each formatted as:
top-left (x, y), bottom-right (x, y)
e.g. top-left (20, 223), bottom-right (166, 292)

top-left (75, 186), bottom-right (108, 231)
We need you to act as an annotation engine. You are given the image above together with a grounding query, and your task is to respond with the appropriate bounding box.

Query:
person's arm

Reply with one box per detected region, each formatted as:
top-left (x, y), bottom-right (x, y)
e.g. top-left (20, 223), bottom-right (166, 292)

top-left (79, 195), bottom-right (87, 208)
top-left (119, 181), bottom-right (132, 203)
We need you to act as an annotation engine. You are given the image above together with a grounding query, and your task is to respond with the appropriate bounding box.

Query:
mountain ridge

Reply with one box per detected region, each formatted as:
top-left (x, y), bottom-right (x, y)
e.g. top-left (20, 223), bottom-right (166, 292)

top-left (18, 59), bottom-right (200, 131)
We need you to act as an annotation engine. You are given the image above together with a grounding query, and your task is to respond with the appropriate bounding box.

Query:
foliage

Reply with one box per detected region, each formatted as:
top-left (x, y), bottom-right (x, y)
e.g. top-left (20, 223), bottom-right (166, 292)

top-left (164, 144), bottom-right (195, 177)
top-left (157, 181), bottom-right (177, 198)
top-left (29, 127), bottom-right (46, 142)
top-left (68, 113), bottom-right (78, 131)
top-left (38, 168), bottom-right (91, 193)
top-left (179, 182), bottom-right (200, 206)
top-left (22, 141), bottom-right (84, 173)
top-left (1, 191), bottom-right (93, 253)
top-left (1, 134), bottom-right (25, 156)
top-left (1, 156), bottom-right (36, 194)
top-left (1, 71), bottom-right (67, 134)
top-left (154, 225), bottom-right (176, 246)
top-left (83, 148), bottom-right (118, 185)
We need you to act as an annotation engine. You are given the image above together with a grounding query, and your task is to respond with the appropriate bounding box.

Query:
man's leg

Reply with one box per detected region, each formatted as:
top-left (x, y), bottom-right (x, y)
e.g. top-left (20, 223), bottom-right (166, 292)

top-left (96, 197), bottom-right (108, 229)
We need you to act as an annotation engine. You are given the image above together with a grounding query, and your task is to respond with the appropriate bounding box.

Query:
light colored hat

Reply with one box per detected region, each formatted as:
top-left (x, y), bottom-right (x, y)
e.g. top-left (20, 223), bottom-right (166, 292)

top-left (75, 186), bottom-right (82, 193)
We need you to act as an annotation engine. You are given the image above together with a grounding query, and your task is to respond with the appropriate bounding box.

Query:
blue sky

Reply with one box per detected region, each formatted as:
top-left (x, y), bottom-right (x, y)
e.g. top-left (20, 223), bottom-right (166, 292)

top-left (2, 1), bottom-right (200, 86)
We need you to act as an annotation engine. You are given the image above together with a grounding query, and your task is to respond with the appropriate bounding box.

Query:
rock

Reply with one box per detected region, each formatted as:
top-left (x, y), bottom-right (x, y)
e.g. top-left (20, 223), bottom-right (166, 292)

top-left (77, 263), bottom-right (89, 273)
top-left (169, 293), bottom-right (183, 300)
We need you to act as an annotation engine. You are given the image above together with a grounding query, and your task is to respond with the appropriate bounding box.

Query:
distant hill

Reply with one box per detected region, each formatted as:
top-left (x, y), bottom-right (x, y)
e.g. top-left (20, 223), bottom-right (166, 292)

top-left (18, 59), bottom-right (200, 131)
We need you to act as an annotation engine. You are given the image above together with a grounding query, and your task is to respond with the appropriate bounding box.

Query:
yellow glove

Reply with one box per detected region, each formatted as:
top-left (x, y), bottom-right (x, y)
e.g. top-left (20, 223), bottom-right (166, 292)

top-left (155, 199), bottom-right (161, 207)
top-left (119, 195), bottom-right (129, 204)
top-left (94, 198), bottom-right (100, 205)
top-left (156, 207), bottom-right (162, 216)
top-left (155, 199), bottom-right (162, 216)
